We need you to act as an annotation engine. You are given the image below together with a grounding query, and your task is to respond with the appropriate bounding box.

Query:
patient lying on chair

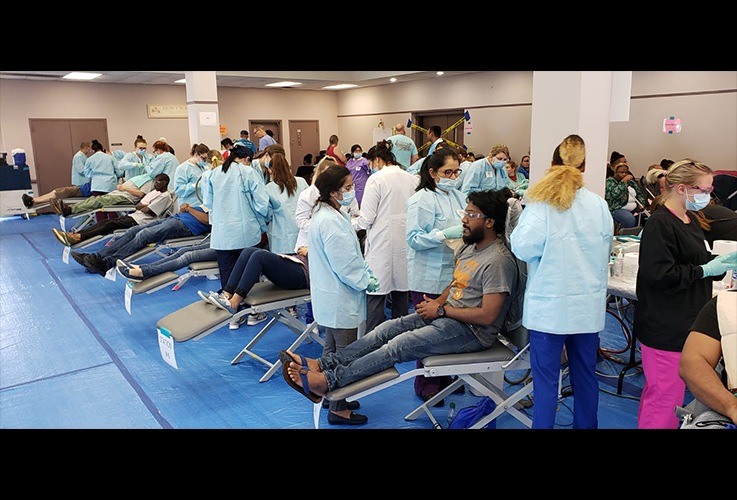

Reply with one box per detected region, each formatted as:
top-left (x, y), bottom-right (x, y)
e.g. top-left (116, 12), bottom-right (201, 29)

top-left (117, 241), bottom-right (215, 281)
top-left (71, 203), bottom-right (210, 276)
top-left (283, 190), bottom-right (520, 406)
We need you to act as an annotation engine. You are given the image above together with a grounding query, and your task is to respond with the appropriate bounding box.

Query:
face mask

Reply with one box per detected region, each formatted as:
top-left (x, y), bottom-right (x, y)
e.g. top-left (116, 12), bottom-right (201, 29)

top-left (336, 190), bottom-right (355, 206)
top-left (264, 160), bottom-right (271, 169)
top-left (685, 190), bottom-right (711, 211)
top-left (492, 159), bottom-right (506, 169)
top-left (437, 177), bottom-right (459, 191)
top-left (137, 148), bottom-right (146, 155)
top-left (197, 160), bottom-right (207, 168)
top-left (353, 152), bottom-right (362, 159)
top-left (370, 167), bottom-right (378, 174)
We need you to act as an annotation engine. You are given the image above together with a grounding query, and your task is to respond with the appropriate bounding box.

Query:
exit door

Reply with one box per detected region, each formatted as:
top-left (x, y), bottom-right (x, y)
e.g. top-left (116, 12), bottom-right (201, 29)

top-left (288, 120), bottom-right (320, 173)
top-left (29, 119), bottom-right (109, 195)
top-left (412, 111), bottom-right (465, 157)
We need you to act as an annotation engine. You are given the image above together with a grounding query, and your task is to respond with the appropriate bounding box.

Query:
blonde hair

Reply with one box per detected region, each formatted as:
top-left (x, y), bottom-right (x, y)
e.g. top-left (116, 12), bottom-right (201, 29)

top-left (312, 157), bottom-right (338, 185)
top-left (489, 144), bottom-right (510, 158)
top-left (208, 149), bottom-right (223, 169)
top-left (525, 134), bottom-right (585, 210)
top-left (654, 158), bottom-right (714, 230)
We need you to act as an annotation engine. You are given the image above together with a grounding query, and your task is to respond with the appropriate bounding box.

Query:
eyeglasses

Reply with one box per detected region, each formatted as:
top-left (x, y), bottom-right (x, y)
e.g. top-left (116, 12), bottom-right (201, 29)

top-left (689, 185), bottom-right (714, 194)
top-left (437, 169), bottom-right (462, 178)
top-left (457, 209), bottom-right (488, 220)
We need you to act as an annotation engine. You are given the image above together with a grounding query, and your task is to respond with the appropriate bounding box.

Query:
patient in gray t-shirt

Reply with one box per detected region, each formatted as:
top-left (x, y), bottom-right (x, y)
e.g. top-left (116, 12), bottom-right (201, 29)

top-left (446, 239), bottom-right (517, 346)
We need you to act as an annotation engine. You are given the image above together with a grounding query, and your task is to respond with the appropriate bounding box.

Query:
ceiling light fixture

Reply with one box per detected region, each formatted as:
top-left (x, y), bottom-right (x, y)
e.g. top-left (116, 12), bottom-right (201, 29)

top-left (174, 78), bottom-right (186, 84)
top-left (436, 71), bottom-right (444, 76)
top-left (63, 72), bottom-right (102, 81)
top-left (389, 77), bottom-right (397, 83)
top-left (322, 84), bottom-right (359, 90)
top-left (265, 81), bottom-right (303, 88)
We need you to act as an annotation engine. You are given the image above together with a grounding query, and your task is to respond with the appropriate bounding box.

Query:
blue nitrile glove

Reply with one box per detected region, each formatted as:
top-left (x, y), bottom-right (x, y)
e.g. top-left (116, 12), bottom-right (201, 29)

top-left (701, 251), bottom-right (737, 277)
top-left (442, 225), bottom-right (464, 239)
top-left (367, 274), bottom-right (380, 293)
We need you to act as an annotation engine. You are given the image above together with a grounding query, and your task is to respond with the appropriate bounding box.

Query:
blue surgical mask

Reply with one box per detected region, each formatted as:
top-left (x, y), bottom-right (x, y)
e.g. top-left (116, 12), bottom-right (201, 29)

top-left (197, 160), bottom-right (207, 168)
top-left (370, 167), bottom-right (378, 174)
top-left (353, 152), bottom-right (362, 159)
top-left (264, 160), bottom-right (271, 169)
top-left (437, 177), bottom-right (459, 191)
top-left (137, 148), bottom-right (146, 155)
top-left (337, 190), bottom-right (355, 206)
top-left (685, 190), bottom-right (711, 211)
top-left (492, 159), bottom-right (507, 169)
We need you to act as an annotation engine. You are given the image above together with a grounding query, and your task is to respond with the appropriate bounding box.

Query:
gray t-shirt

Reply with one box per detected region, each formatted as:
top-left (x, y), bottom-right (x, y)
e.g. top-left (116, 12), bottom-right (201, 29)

top-left (446, 238), bottom-right (517, 346)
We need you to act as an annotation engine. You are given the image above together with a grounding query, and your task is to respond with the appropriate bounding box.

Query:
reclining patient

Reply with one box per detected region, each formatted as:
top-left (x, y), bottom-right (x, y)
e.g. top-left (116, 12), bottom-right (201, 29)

top-left (51, 174), bottom-right (172, 246)
top-left (50, 172), bottom-right (159, 217)
top-left (71, 202), bottom-right (211, 276)
top-left (116, 241), bottom-right (215, 282)
top-left (282, 189), bottom-right (520, 407)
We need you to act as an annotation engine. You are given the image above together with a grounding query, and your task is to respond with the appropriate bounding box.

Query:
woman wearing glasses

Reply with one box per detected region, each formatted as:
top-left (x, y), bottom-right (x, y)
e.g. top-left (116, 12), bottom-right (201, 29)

top-left (173, 143), bottom-right (211, 208)
top-left (405, 148), bottom-right (467, 403)
top-left (118, 135), bottom-right (152, 181)
top-left (634, 159), bottom-right (737, 428)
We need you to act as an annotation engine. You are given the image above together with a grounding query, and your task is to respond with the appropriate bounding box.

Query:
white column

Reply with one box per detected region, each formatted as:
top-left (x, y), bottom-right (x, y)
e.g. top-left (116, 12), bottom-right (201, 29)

top-left (529, 71), bottom-right (624, 198)
top-left (185, 71), bottom-right (221, 151)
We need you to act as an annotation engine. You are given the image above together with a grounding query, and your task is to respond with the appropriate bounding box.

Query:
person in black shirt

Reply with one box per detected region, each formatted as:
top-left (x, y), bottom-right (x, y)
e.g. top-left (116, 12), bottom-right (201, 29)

top-left (680, 290), bottom-right (737, 426)
top-left (296, 153), bottom-right (315, 185)
top-left (699, 201), bottom-right (737, 246)
top-left (634, 159), bottom-right (736, 429)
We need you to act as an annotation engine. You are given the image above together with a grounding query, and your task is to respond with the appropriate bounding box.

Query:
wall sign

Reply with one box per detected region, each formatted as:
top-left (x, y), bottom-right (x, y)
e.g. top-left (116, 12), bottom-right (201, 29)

top-left (147, 104), bottom-right (188, 119)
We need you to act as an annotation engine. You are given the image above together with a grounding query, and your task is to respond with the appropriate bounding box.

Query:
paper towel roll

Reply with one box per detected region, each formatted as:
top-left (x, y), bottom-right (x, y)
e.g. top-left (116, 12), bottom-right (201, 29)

top-left (712, 240), bottom-right (737, 256)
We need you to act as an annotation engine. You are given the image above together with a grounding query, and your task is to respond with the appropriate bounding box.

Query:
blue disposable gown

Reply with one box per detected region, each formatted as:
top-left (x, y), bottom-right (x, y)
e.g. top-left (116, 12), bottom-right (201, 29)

top-left (146, 152), bottom-right (179, 187)
top-left (265, 176), bottom-right (309, 254)
top-left (174, 160), bottom-right (207, 208)
top-left (118, 151), bottom-right (152, 180)
top-left (460, 157), bottom-right (511, 196)
top-left (84, 151), bottom-right (120, 193)
top-left (308, 203), bottom-right (371, 329)
top-left (71, 150), bottom-right (89, 186)
top-left (405, 186), bottom-right (467, 294)
top-left (510, 188), bottom-right (614, 334)
top-left (202, 163), bottom-right (272, 250)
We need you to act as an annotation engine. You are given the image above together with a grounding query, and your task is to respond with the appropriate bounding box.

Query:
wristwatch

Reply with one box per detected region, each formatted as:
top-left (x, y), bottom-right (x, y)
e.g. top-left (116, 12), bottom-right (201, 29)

top-left (436, 305), bottom-right (446, 317)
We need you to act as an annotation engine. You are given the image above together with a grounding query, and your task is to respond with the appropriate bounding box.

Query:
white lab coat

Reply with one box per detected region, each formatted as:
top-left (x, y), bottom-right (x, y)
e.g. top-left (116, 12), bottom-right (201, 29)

top-left (352, 165), bottom-right (418, 294)
top-left (294, 183), bottom-right (360, 252)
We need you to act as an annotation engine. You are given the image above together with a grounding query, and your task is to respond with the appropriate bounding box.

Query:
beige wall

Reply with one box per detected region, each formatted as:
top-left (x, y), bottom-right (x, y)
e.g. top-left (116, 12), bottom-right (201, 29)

top-left (0, 80), bottom-right (338, 181)
top-left (1, 71), bottom-right (734, 185)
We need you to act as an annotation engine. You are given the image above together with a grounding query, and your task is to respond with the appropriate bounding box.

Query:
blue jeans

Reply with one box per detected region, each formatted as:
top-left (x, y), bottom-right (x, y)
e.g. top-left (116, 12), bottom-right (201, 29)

top-left (529, 330), bottom-right (599, 429)
top-left (318, 313), bottom-right (485, 391)
top-left (613, 208), bottom-right (638, 228)
top-left (224, 247), bottom-right (307, 299)
top-left (96, 217), bottom-right (194, 265)
top-left (139, 242), bottom-right (216, 279)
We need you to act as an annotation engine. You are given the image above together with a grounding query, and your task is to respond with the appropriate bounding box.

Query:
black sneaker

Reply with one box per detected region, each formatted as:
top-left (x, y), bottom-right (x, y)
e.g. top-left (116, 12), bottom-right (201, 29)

top-left (22, 194), bottom-right (34, 208)
top-left (71, 251), bottom-right (88, 267)
top-left (84, 254), bottom-right (111, 276)
top-left (322, 399), bottom-right (360, 410)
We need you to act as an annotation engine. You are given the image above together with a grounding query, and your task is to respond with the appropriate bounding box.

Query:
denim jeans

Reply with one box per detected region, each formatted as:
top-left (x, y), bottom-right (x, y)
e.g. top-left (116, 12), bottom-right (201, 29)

top-left (224, 247), bottom-right (308, 299)
top-left (613, 208), bottom-right (638, 228)
top-left (366, 291), bottom-right (409, 335)
top-left (319, 313), bottom-right (485, 391)
top-left (139, 242), bottom-right (216, 279)
top-left (97, 217), bottom-right (193, 265)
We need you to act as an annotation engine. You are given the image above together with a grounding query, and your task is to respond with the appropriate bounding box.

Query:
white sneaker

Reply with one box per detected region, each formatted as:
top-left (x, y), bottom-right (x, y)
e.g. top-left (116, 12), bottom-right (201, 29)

top-left (229, 315), bottom-right (247, 330)
top-left (247, 312), bottom-right (268, 326)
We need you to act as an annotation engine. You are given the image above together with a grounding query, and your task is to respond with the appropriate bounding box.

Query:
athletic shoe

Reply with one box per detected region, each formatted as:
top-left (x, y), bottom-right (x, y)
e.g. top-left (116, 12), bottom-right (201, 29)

top-left (116, 259), bottom-right (132, 270)
top-left (116, 264), bottom-right (142, 282)
top-left (229, 315), bottom-right (247, 330)
top-left (84, 254), bottom-right (111, 276)
top-left (71, 251), bottom-right (88, 267)
top-left (51, 228), bottom-right (70, 246)
top-left (210, 294), bottom-right (237, 315)
top-left (197, 290), bottom-right (213, 303)
top-left (22, 194), bottom-right (34, 208)
top-left (247, 312), bottom-right (268, 326)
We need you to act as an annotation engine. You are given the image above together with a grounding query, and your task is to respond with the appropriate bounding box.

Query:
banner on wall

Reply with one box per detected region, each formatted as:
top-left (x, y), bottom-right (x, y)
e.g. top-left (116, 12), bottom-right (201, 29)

top-left (147, 104), bottom-right (188, 119)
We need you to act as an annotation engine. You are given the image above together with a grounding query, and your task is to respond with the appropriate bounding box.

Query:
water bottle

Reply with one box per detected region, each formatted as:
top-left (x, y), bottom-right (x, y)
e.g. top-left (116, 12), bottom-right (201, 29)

top-left (447, 402), bottom-right (457, 428)
top-left (616, 248), bottom-right (625, 277)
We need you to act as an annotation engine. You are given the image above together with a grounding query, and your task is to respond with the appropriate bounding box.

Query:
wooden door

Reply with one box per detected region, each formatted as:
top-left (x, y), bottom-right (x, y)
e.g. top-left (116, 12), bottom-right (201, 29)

top-left (29, 119), bottom-right (108, 195)
top-left (288, 120), bottom-right (320, 173)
